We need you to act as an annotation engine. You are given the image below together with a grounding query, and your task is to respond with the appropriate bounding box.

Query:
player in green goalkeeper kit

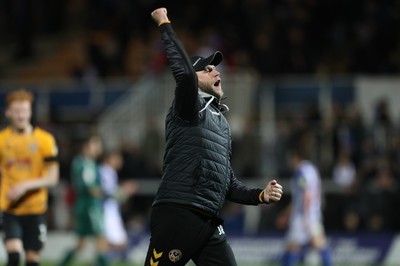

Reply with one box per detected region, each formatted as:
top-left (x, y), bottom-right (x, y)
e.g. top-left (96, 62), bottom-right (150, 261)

top-left (59, 134), bottom-right (109, 266)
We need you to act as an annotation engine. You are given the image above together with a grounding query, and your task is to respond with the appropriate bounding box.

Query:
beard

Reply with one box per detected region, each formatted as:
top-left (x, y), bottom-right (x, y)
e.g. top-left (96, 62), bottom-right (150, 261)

top-left (199, 84), bottom-right (223, 101)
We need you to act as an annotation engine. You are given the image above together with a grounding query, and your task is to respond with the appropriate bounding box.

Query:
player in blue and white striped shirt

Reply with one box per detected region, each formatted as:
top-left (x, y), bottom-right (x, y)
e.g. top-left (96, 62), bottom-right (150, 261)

top-left (282, 144), bottom-right (332, 266)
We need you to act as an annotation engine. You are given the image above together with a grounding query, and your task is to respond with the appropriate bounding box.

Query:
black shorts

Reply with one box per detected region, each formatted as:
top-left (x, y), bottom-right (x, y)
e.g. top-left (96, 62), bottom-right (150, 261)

top-left (144, 204), bottom-right (237, 266)
top-left (2, 212), bottom-right (47, 251)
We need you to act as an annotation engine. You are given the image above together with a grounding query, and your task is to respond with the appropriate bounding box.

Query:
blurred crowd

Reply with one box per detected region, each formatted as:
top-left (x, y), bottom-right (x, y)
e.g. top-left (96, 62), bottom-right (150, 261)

top-left (263, 98), bottom-right (400, 234)
top-left (0, 0), bottom-right (399, 80)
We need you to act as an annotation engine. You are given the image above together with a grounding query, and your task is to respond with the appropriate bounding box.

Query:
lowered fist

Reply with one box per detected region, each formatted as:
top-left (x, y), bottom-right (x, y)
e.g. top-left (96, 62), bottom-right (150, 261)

top-left (263, 179), bottom-right (283, 203)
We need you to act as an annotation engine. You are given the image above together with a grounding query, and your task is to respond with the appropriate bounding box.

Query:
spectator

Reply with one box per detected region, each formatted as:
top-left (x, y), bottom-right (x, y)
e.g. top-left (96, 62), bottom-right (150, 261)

top-left (332, 148), bottom-right (356, 189)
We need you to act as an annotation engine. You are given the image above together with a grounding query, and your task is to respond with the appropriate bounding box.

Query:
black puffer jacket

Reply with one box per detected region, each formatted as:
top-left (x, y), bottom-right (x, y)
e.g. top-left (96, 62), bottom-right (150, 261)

top-left (152, 23), bottom-right (263, 216)
top-left (154, 93), bottom-right (233, 215)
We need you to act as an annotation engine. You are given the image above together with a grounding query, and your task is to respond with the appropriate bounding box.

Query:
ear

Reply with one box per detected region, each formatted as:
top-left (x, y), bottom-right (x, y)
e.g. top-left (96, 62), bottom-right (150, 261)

top-left (5, 108), bottom-right (10, 119)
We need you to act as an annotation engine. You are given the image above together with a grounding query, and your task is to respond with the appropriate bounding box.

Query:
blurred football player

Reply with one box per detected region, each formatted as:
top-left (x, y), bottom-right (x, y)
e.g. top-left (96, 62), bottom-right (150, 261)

top-left (281, 136), bottom-right (332, 266)
top-left (0, 89), bottom-right (59, 266)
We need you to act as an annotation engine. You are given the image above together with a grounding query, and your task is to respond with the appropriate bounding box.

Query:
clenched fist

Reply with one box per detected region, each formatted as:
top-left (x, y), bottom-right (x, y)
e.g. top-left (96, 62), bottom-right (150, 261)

top-left (151, 7), bottom-right (169, 26)
top-left (263, 179), bottom-right (283, 203)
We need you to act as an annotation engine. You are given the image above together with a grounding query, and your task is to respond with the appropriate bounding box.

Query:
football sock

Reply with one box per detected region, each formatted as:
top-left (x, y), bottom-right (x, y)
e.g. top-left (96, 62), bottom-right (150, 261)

top-left (282, 250), bottom-right (300, 266)
top-left (58, 249), bottom-right (76, 266)
top-left (320, 247), bottom-right (332, 266)
top-left (7, 252), bottom-right (20, 266)
top-left (26, 262), bottom-right (39, 266)
top-left (96, 253), bottom-right (109, 266)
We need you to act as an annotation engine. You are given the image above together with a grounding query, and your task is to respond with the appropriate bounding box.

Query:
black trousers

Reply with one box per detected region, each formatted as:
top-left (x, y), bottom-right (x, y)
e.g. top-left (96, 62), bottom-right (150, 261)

top-left (144, 204), bottom-right (237, 266)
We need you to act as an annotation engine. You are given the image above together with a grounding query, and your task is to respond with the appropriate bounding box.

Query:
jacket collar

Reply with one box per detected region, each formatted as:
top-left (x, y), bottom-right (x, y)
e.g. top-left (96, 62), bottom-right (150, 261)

top-left (199, 91), bottom-right (216, 101)
top-left (198, 92), bottom-right (229, 113)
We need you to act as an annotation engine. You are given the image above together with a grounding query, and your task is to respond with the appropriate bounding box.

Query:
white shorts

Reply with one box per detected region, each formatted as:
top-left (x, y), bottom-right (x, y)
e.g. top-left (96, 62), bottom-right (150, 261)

top-left (286, 216), bottom-right (324, 245)
top-left (104, 201), bottom-right (128, 245)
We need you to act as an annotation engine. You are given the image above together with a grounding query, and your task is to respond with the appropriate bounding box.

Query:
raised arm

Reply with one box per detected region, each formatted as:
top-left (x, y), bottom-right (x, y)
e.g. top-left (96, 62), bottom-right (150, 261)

top-left (151, 8), bottom-right (199, 120)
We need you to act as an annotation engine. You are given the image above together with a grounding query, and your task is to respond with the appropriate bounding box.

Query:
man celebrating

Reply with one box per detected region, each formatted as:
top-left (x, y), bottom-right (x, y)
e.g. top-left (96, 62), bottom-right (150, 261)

top-left (0, 89), bottom-right (59, 266)
top-left (144, 8), bottom-right (283, 266)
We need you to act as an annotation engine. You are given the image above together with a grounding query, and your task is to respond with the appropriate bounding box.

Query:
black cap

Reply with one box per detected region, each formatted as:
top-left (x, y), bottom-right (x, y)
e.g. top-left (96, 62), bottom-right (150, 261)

top-left (190, 51), bottom-right (223, 71)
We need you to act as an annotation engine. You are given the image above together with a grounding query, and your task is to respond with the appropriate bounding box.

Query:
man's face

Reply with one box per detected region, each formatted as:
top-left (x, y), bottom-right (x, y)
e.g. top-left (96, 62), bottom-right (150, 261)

top-left (88, 137), bottom-right (103, 159)
top-left (196, 65), bottom-right (223, 100)
top-left (110, 153), bottom-right (124, 170)
top-left (5, 100), bottom-right (32, 131)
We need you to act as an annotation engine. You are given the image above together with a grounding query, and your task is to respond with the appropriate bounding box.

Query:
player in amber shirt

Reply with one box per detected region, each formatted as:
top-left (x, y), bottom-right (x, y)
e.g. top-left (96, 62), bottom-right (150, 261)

top-left (0, 89), bottom-right (59, 266)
